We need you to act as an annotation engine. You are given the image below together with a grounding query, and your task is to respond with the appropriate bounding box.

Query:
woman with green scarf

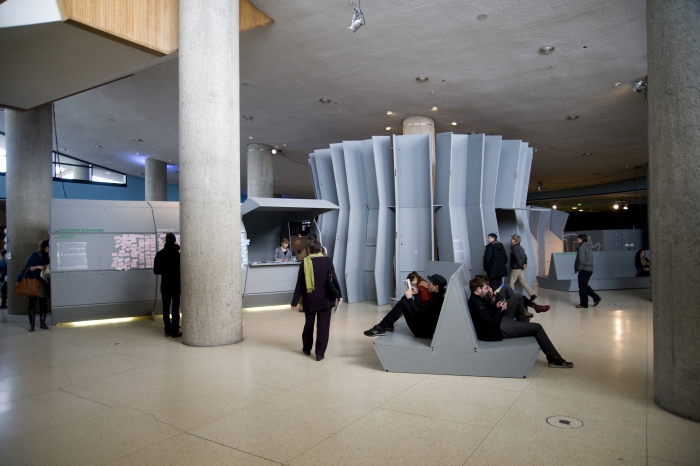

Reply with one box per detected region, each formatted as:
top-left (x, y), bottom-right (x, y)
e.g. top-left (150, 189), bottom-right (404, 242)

top-left (291, 240), bottom-right (342, 361)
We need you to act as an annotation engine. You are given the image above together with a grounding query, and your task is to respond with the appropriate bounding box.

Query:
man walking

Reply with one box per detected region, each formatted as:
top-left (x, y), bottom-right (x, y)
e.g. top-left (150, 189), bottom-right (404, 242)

top-left (483, 233), bottom-right (508, 290)
top-left (154, 233), bottom-right (181, 338)
top-left (508, 234), bottom-right (537, 301)
top-left (574, 234), bottom-right (601, 308)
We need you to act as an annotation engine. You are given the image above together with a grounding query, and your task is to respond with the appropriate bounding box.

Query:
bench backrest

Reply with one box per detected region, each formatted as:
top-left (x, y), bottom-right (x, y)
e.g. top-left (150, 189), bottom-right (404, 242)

top-left (427, 262), bottom-right (479, 352)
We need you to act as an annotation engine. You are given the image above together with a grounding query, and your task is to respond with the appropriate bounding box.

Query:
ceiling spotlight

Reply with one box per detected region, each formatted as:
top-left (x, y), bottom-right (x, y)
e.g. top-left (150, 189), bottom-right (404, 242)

top-left (632, 78), bottom-right (647, 93)
top-left (271, 148), bottom-right (278, 155)
top-left (567, 115), bottom-right (579, 120)
top-left (431, 106), bottom-right (438, 111)
top-left (552, 201), bottom-right (558, 210)
top-left (536, 181), bottom-right (544, 191)
top-left (386, 127), bottom-right (391, 131)
top-left (319, 98), bottom-right (331, 103)
top-left (416, 76), bottom-right (429, 82)
top-left (348, 0), bottom-right (365, 34)
top-left (583, 152), bottom-right (592, 155)
top-left (613, 201), bottom-right (620, 210)
top-left (539, 45), bottom-right (555, 55)
top-left (451, 122), bottom-right (457, 126)
top-left (572, 206), bottom-right (578, 210)
top-left (622, 200), bottom-right (629, 210)
top-left (387, 111), bottom-right (393, 115)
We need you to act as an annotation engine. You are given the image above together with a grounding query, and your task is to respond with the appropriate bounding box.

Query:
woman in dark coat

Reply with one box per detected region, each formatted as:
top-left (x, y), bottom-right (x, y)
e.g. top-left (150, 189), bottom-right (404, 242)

top-left (18, 240), bottom-right (50, 331)
top-left (291, 240), bottom-right (342, 361)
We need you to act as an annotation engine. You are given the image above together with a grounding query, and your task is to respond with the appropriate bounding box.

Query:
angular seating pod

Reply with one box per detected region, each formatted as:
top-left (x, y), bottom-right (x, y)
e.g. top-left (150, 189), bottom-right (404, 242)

top-left (373, 262), bottom-right (540, 378)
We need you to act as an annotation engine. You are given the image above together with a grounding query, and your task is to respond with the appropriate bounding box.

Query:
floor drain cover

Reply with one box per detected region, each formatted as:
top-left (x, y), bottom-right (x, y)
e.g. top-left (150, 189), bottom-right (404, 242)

top-left (547, 416), bottom-right (583, 429)
top-left (107, 342), bottom-right (125, 346)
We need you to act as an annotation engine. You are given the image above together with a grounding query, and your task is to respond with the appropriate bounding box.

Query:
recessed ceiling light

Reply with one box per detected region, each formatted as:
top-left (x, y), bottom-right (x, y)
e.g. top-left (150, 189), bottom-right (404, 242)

top-left (249, 136), bottom-right (254, 139)
top-left (282, 144), bottom-right (287, 147)
top-left (477, 14), bottom-right (487, 20)
top-left (168, 159), bottom-right (172, 162)
top-left (136, 152), bottom-right (140, 155)
top-left (614, 82), bottom-right (622, 87)
top-left (451, 122), bottom-right (457, 126)
top-left (583, 152), bottom-right (592, 155)
top-left (105, 172), bottom-right (111, 175)
top-left (431, 106), bottom-right (438, 111)
top-left (133, 138), bottom-right (143, 142)
top-left (386, 127), bottom-right (391, 131)
top-left (567, 115), bottom-right (579, 120)
top-left (94, 145), bottom-right (103, 148)
top-left (319, 98), bottom-right (331, 103)
top-left (416, 76), bottom-right (429, 82)
top-left (572, 206), bottom-right (578, 210)
top-left (387, 111), bottom-right (393, 115)
top-left (539, 45), bottom-right (555, 54)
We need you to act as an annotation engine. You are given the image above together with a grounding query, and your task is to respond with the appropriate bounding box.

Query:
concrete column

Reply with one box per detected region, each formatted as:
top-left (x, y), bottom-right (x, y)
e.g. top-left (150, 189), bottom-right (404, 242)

top-left (5, 105), bottom-right (53, 315)
top-left (145, 158), bottom-right (167, 201)
top-left (179, 0), bottom-right (242, 346)
top-left (246, 143), bottom-right (273, 198)
top-left (648, 0), bottom-right (700, 421)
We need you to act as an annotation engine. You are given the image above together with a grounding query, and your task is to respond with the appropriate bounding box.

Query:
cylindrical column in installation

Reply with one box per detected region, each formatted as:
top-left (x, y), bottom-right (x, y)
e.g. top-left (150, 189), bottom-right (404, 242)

top-left (246, 143), bottom-right (274, 198)
top-left (145, 158), bottom-right (168, 201)
top-left (648, 0), bottom-right (700, 421)
top-left (179, 0), bottom-right (242, 346)
top-left (5, 105), bottom-right (54, 316)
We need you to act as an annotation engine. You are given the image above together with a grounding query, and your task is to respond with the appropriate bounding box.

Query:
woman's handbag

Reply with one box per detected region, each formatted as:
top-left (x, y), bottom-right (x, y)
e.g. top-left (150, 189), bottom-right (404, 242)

top-left (325, 258), bottom-right (341, 301)
top-left (14, 269), bottom-right (41, 297)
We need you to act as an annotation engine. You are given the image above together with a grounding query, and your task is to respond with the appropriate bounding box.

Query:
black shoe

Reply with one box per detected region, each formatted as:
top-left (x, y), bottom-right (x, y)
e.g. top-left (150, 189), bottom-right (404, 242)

top-left (28, 325), bottom-right (35, 332)
top-left (302, 349), bottom-right (311, 356)
top-left (593, 299), bottom-right (601, 307)
top-left (384, 325), bottom-right (394, 331)
top-left (363, 325), bottom-right (386, 337)
top-left (171, 332), bottom-right (182, 338)
top-left (548, 360), bottom-right (574, 369)
top-left (40, 322), bottom-right (49, 330)
top-left (530, 294), bottom-right (537, 301)
top-left (316, 355), bottom-right (324, 361)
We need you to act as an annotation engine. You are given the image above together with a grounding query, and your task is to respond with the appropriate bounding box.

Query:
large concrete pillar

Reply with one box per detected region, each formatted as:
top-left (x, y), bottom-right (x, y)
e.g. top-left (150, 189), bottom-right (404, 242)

top-left (5, 105), bottom-right (53, 315)
top-left (179, 0), bottom-right (242, 346)
top-left (145, 158), bottom-right (167, 201)
top-left (648, 0), bottom-right (700, 421)
top-left (246, 143), bottom-right (273, 198)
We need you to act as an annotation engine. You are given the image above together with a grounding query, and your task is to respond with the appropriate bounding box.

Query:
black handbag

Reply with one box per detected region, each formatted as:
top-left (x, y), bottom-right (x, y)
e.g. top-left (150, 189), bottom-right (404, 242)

top-left (325, 257), bottom-right (341, 300)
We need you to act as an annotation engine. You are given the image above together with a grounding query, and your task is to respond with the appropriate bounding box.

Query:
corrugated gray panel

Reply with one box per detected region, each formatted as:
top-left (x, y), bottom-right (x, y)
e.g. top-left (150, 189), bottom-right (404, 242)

top-left (550, 209), bottom-right (569, 240)
top-left (520, 147), bottom-right (534, 209)
top-left (435, 133), bottom-right (454, 261)
top-left (51, 269), bottom-right (157, 307)
top-left (466, 134), bottom-right (485, 207)
top-left (343, 140), bottom-right (368, 303)
top-left (495, 140), bottom-right (522, 209)
top-left (314, 149), bottom-right (338, 257)
top-left (308, 153), bottom-right (322, 200)
top-left (362, 139), bottom-right (379, 302)
top-left (394, 134), bottom-right (433, 295)
top-left (330, 143), bottom-right (349, 301)
top-left (482, 136), bottom-right (502, 207)
top-left (513, 143), bottom-right (529, 208)
top-left (373, 136), bottom-right (395, 305)
top-left (515, 210), bottom-right (537, 292)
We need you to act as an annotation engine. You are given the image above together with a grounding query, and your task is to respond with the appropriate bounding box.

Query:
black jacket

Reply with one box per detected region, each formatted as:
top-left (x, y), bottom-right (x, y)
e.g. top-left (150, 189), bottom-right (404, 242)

top-left (405, 292), bottom-right (445, 338)
top-left (467, 293), bottom-right (504, 341)
top-left (483, 241), bottom-right (508, 277)
top-left (510, 243), bottom-right (527, 270)
top-left (291, 257), bottom-right (342, 312)
top-left (153, 243), bottom-right (181, 294)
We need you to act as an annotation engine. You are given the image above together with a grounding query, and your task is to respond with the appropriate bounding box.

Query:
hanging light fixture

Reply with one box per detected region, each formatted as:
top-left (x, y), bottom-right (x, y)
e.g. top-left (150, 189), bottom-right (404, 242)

top-left (271, 148), bottom-right (278, 155)
top-left (552, 200), bottom-right (558, 210)
top-left (622, 201), bottom-right (629, 210)
top-left (613, 201), bottom-right (620, 210)
top-left (348, 0), bottom-right (365, 34)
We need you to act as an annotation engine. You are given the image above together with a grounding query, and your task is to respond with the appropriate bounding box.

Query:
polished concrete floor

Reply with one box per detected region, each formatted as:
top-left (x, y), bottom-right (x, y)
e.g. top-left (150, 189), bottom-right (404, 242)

top-left (0, 288), bottom-right (698, 466)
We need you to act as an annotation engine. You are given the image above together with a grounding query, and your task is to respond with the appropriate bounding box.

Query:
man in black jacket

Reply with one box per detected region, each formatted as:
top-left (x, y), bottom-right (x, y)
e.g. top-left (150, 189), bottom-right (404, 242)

top-left (483, 233), bottom-right (508, 290)
top-left (467, 276), bottom-right (573, 368)
top-left (364, 274), bottom-right (447, 338)
top-left (153, 233), bottom-right (181, 338)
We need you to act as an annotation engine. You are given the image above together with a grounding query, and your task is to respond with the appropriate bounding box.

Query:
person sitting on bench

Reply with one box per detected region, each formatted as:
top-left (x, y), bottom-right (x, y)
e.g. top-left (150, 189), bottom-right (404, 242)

top-left (364, 274), bottom-right (448, 338)
top-left (467, 276), bottom-right (574, 369)
top-left (475, 274), bottom-right (549, 319)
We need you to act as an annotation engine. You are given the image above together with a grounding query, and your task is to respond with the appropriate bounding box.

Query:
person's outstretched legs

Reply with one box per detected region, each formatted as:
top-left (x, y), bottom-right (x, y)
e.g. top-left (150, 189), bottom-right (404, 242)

top-left (500, 318), bottom-right (572, 367)
top-left (314, 308), bottom-right (332, 359)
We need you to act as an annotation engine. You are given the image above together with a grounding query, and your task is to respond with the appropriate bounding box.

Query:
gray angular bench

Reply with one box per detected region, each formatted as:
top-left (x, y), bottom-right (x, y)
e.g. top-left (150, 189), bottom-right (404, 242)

top-left (373, 262), bottom-right (540, 378)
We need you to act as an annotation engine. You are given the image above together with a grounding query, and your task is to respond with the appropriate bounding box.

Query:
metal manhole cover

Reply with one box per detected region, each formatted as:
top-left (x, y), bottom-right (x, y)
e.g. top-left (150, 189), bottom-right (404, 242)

top-left (547, 416), bottom-right (583, 429)
top-left (107, 342), bottom-right (125, 346)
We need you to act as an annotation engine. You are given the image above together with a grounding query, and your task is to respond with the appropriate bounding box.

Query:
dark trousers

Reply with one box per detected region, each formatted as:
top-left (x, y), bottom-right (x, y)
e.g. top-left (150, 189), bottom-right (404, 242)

top-left (162, 292), bottom-right (180, 334)
top-left (28, 297), bottom-right (48, 324)
top-left (1, 281), bottom-right (7, 305)
top-left (380, 298), bottom-right (432, 338)
top-left (488, 276), bottom-right (503, 291)
top-left (504, 296), bottom-right (529, 322)
top-left (500, 318), bottom-right (563, 363)
top-left (303, 307), bottom-right (332, 357)
top-left (577, 270), bottom-right (601, 307)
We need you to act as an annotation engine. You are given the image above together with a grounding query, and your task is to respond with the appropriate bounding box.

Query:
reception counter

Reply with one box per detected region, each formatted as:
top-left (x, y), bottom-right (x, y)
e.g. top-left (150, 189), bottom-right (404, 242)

top-left (242, 261), bottom-right (300, 308)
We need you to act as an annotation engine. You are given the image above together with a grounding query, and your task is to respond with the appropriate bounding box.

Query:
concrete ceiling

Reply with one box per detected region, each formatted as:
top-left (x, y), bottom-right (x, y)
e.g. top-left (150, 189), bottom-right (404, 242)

top-left (0, 0), bottom-right (649, 198)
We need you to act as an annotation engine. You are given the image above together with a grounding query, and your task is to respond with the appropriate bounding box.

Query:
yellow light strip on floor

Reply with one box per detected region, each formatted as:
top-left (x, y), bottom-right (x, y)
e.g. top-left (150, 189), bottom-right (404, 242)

top-left (56, 316), bottom-right (151, 327)
top-left (243, 304), bottom-right (291, 312)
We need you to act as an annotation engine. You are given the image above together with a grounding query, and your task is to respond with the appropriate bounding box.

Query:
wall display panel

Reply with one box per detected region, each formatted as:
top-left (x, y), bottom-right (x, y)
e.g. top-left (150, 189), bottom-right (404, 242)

top-left (362, 139), bottom-right (379, 302)
top-left (393, 134), bottom-right (433, 295)
top-left (494, 140), bottom-right (522, 209)
top-left (342, 140), bottom-right (369, 303)
top-left (435, 133), bottom-right (470, 265)
top-left (330, 143), bottom-right (349, 301)
top-left (372, 136), bottom-right (395, 305)
top-left (313, 149), bottom-right (339, 258)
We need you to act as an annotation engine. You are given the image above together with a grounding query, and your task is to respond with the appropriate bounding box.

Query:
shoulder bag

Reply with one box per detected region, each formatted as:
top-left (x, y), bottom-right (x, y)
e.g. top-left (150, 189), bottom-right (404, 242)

top-left (14, 269), bottom-right (41, 297)
top-left (325, 257), bottom-right (341, 301)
